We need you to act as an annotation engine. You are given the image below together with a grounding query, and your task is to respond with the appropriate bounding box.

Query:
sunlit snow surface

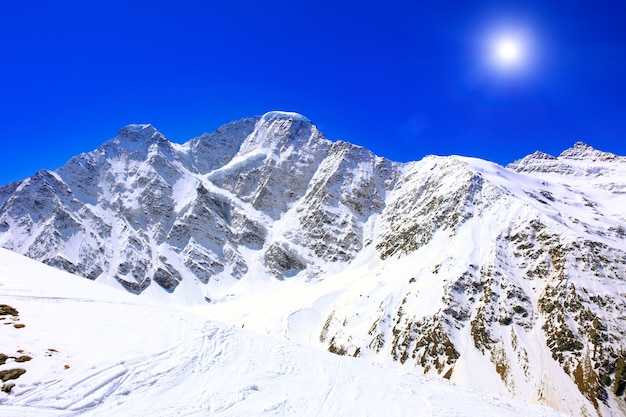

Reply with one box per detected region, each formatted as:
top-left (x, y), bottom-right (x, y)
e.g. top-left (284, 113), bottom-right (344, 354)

top-left (0, 248), bottom-right (566, 416)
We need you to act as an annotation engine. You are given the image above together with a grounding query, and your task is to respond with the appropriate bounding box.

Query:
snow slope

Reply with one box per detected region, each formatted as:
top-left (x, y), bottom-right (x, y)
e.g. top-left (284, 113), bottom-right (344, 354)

top-left (0, 248), bottom-right (566, 416)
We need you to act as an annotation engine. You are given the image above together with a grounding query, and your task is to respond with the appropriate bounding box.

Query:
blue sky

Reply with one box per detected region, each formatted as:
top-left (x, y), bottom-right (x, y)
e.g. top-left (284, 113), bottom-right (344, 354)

top-left (1, 1), bottom-right (626, 185)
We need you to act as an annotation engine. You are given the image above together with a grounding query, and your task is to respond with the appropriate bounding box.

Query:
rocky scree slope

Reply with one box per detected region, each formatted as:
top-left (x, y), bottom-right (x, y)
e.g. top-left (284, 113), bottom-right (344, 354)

top-left (0, 113), bottom-right (625, 416)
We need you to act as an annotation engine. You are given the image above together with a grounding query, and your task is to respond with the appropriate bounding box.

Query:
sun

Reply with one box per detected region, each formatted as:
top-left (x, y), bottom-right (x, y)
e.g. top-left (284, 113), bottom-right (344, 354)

top-left (487, 31), bottom-right (530, 71)
top-left (494, 37), bottom-right (523, 65)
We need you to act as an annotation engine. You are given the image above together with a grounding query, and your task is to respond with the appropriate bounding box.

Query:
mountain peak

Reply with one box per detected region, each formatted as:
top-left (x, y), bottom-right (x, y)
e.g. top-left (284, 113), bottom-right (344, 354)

top-left (524, 150), bottom-right (557, 161)
top-left (558, 141), bottom-right (620, 162)
top-left (508, 141), bottom-right (626, 174)
top-left (573, 140), bottom-right (591, 148)
top-left (260, 111), bottom-right (310, 123)
top-left (505, 150), bottom-right (556, 173)
top-left (117, 123), bottom-right (161, 140)
top-left (102, 123), bottom-right (170, 157)
top-left (236, 111), bottom-right (325, 156)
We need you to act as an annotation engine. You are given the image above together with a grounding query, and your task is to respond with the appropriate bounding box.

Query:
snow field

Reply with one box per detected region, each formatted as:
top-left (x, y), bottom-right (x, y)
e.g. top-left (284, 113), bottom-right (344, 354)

top-left (0, 248), bottom-right (569, 416)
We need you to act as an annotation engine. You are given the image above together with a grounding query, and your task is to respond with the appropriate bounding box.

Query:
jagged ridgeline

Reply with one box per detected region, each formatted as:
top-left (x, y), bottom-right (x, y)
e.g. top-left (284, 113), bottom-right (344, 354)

top-left (1, 111), bottom-right (625, 416)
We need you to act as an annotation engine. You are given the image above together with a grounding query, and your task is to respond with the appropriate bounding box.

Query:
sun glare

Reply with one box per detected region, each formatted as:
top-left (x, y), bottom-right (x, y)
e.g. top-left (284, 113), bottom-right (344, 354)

top-left (485, 28), bottom-right (532, 74)
top-left (494, 37), bottom-right (523, 65)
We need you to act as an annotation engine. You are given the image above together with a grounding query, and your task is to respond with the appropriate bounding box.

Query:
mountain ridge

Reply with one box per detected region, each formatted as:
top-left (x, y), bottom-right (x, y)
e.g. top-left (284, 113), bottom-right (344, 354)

top-left (1, 111), bottom-right (625, 416)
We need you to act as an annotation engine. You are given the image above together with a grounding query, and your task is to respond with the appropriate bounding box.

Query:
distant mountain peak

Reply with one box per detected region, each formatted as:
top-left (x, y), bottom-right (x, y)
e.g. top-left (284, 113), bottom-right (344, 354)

top-left (558, 141), bottom-right (620, 162)
top-left (507, 141), bottom-right (626, 175)
top-left (506, 150), bottom-right (556, 173)
top-left (527, 150), bottom-right (557, 161)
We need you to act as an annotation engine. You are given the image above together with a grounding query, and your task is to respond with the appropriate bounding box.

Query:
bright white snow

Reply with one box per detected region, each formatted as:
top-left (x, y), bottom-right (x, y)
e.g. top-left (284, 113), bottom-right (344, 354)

top-left (0, 248), bottom-right (567, 416)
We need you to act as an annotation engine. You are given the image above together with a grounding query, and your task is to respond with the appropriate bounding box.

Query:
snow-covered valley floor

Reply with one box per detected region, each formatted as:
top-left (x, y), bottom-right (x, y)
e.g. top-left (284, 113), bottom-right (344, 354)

top-left (0, 248), bottom-right (568, 416)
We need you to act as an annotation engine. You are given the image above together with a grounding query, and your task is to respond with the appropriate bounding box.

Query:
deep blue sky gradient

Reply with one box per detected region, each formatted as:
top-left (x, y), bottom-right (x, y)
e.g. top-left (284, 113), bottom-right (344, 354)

top-left (1, 1), bottom-right (626, 185)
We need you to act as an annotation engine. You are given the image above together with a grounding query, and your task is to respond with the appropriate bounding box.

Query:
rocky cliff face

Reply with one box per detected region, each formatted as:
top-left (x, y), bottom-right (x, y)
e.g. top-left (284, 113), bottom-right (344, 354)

top-left (1, 112), bottom-right (625, 416)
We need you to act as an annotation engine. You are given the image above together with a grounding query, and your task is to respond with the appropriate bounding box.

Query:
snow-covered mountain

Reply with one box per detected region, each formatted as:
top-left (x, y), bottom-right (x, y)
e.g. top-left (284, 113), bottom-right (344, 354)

top-left (1, 111), bottom-right (625, 416)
